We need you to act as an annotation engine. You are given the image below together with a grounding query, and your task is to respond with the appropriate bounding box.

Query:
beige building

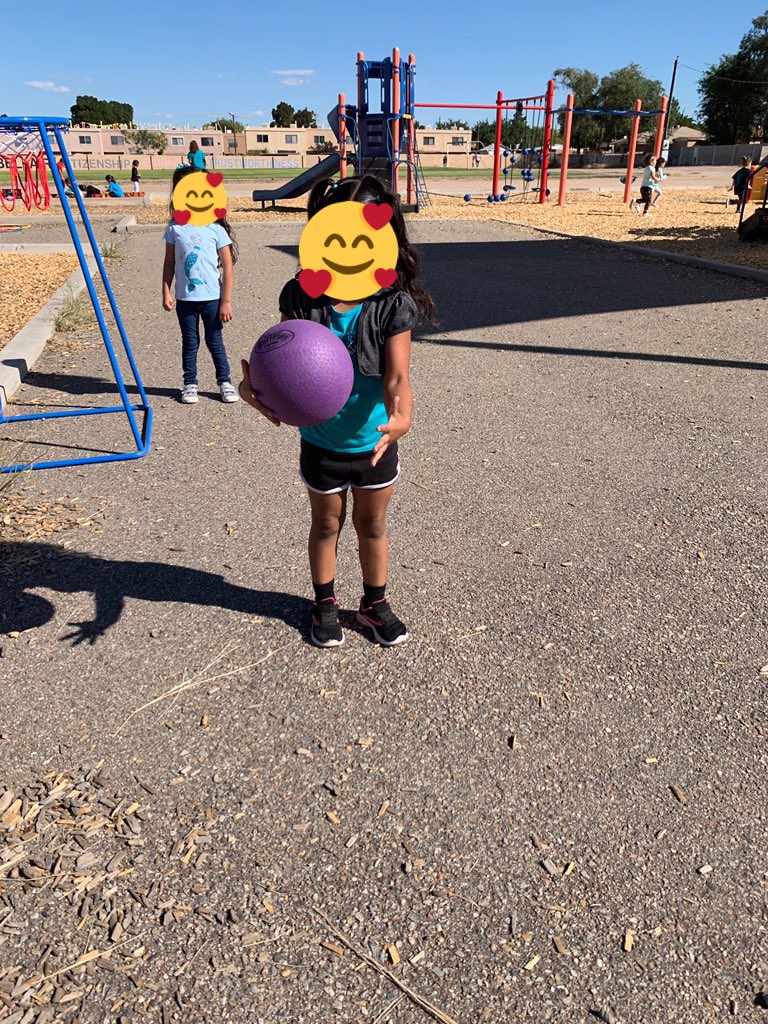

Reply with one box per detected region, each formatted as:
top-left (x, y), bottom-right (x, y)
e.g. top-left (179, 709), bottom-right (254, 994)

top-left (58, 123), bottom-right (480, 170)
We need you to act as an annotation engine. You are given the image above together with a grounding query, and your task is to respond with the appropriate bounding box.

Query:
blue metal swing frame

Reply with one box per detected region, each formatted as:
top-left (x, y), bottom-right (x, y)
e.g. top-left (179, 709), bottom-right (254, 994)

top-left (0, 115), bottom-right (153, 473)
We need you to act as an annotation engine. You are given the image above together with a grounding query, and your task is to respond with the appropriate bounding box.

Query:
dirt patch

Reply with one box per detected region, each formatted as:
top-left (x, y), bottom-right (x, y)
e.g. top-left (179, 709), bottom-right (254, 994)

top-left (0, 253), bottom-right (80, 350)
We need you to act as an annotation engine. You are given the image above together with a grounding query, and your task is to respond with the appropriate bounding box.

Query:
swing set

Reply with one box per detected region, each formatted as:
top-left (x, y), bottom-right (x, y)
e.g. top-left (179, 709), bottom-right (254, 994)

top-left (0, 116), bottom-right (152, 474)
top-left (556, 93), bottom-right (669, 207)
top-left (413, 78), bottom-right (668, 207)
top-left (414, 80), bottom-right (556, 203)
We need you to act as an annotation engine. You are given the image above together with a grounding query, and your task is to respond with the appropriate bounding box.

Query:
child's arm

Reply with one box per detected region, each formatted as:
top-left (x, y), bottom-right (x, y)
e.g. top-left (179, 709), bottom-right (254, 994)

top-left (238, 358), bottom-right (281, 426)
top-left (162, 243), bottom-right (175, 311)
top-left (219, 245), bottom-right (233, 323)
top-left (372, 330), bottom-right (413, 467)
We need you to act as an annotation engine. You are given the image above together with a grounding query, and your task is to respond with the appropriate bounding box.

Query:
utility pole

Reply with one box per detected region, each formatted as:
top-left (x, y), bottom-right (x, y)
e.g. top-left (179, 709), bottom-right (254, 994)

top-left (230, 111), bottom-right (237, 153)
top-left (664, 56), bottom-right (678, 142)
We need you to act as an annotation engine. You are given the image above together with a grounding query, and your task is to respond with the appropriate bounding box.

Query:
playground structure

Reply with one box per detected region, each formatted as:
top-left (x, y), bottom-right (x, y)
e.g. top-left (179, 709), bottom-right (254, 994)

top-left (0, 116), bottom-right (152, 474)
top-left (0, 142), bottom-right (50, 213)
top-left (737, 160), bottom-right (768, 240)
top-left (253, 53), bottom-right (670, 214)
top-left (253, 48), bottom-right (431, 211)
top-left (558, 94), bottom-right (669, 207)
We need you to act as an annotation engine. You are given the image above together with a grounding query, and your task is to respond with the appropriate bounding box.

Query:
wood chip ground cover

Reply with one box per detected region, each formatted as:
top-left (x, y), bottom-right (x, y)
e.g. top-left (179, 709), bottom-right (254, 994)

top-left (0, 255), bottom-right (79, 350)
top-left (112, 188), bottom-right (768, 270)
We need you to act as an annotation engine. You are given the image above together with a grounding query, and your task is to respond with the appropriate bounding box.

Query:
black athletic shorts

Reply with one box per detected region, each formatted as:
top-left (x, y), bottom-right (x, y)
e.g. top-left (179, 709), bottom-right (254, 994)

top-left (300, 439), bottom-right (400, 494)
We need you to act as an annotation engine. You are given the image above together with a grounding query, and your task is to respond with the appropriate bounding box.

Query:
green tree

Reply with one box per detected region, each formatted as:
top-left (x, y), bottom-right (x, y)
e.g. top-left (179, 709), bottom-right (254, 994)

top-left (203, 117), bottom-right (244, 132)
top-left (698, 12), bottom-right (768, 142)
top-left (125, 129), bottom-right (167, 155)
top-left (596, 63), bottom-right (666, 145)
top-left (436, 117), bottom-right (470, 130)
top-left (554, 67), bottom-right (600, 151)
top-left (295, 107), bottom-right (317, 128)
top-left (70, 95), bottom-right (133, 126)
top-left (271, 102), bottom-right (296, 127)
top-left (555, 65), bottom-right (682, 149)
top-left (472, 112), bottom-right (541, 151)
top-left (472, 119), bottom-right (495, 147)
top-left (671, 109), bottom-right (705, 131)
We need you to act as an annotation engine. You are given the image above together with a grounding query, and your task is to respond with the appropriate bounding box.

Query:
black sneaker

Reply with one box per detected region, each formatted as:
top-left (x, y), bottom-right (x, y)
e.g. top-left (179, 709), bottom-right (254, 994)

top-left (357, 598), bottom-right (408, 646)
top-left (310, 598), bottom-right (344, 648)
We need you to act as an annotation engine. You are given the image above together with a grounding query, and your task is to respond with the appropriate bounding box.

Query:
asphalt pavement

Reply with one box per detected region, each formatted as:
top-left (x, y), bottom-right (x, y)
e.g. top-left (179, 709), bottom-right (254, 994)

top-left (1, 217), bottom-right (767, 1023)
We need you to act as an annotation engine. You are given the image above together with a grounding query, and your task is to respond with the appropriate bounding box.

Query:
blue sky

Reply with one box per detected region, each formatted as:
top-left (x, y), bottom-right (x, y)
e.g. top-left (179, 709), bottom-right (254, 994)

top-left (4, 1), bottom-right (766, 128)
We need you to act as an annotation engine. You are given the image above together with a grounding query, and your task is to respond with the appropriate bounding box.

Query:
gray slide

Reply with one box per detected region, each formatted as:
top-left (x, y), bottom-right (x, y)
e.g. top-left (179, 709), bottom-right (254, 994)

top-left (252, 153), bottom-right (353, 208)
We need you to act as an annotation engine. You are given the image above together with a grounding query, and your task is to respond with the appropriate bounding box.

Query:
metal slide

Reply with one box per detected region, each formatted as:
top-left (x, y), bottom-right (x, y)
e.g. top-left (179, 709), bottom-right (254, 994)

top-left (252, 154), bottom-right (354, 208)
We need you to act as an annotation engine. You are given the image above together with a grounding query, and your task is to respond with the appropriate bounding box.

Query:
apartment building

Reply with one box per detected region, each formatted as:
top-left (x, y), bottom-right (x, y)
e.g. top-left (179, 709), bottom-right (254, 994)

top-left (59, 124), bottom-right (476, 170)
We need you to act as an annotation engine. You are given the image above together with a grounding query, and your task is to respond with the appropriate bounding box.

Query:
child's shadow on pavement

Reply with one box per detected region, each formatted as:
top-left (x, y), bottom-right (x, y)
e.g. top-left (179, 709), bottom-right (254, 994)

top-left (1, 541), bottom-right (311, 645)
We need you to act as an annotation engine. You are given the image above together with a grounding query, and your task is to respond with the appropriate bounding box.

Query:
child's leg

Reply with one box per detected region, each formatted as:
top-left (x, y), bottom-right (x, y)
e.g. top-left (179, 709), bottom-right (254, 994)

top-left (199, 300), bottom-right (232, 384)
top-left (308, 488), bottom-right (347, 585)
top-left (175, 300), bottom-right (201, 384)
top-left (352, 483), bottom-right (408, 645)
top-left (351, 485), bottom-right (394, 587)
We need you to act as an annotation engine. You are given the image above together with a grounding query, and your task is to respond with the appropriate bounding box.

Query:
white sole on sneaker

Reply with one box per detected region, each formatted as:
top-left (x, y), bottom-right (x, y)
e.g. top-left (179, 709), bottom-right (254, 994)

top-left (310, 627), bottom-right (344, 648)
top-left (356, 612), bottom-right (409, 646)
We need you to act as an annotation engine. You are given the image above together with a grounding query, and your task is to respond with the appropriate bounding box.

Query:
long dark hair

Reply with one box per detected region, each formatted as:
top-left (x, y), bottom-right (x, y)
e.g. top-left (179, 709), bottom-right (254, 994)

top-left (306, 174), bottom-right (435, 324)
top-left (169, 165), bottom-right (238, 264)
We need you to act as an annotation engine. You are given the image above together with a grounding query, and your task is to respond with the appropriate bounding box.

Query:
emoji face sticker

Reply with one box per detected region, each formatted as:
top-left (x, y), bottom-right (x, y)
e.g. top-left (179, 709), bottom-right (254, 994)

top-left (298, 201), bottom-right (399, 302)
top-left (172, 172), bottom-right (227, 226)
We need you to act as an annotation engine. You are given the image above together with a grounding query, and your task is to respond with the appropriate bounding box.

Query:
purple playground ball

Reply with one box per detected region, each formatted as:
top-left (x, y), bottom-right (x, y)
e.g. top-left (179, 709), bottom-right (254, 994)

top-left (249, 319), bottom-right (353, 427)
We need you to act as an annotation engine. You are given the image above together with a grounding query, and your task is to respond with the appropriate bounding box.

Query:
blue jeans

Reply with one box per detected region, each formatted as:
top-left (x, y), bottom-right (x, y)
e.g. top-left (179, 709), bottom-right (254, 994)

top-left (176, 299), bottom-right (231, 386)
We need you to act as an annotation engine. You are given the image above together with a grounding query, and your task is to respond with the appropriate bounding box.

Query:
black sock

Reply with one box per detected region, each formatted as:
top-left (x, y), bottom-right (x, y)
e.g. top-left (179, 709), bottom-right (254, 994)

top-left (313, 579), bottom-right (335, 603)
top-left (363, 583), bottom-right (386, 607)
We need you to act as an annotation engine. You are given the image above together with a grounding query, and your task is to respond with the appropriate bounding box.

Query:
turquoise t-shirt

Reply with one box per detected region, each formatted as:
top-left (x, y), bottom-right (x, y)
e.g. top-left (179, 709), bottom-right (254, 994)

top-left (299, 304), bottom-right (387, 454)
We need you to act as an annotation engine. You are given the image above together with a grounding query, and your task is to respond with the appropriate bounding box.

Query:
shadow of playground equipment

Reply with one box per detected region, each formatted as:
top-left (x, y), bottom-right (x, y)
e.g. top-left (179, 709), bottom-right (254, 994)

top-left (270, 236), bottom-right (765, 336)
top-left (0, 541), bottom-right (311, 645)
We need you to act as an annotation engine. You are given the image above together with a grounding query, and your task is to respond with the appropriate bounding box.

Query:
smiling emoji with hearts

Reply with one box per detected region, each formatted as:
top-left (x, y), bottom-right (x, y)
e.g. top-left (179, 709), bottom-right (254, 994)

top-left (171, 172), bottom-right (227, 227)
top-left (298, 200), bottom-right (399, 302)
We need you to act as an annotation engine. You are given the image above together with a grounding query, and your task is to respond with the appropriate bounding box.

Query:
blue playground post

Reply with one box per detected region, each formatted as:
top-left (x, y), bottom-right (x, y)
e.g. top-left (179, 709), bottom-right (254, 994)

top-left (0, 116), bottom-right (153, 473)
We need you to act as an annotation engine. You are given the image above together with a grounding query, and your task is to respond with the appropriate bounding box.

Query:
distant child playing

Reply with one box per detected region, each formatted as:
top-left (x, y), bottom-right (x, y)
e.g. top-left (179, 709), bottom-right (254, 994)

top-left (161, 165), bottom-right (239, 404)
top-left (650, 156), bottom-right (667, 209)
top-left (131, 160), bottom-right (141, 194)
top-left (729, 156), bottom-right (752, 210)
top-left (239, 175), bottom-right (435, 648)
top-left (630, 154), bottom-right (659, 216)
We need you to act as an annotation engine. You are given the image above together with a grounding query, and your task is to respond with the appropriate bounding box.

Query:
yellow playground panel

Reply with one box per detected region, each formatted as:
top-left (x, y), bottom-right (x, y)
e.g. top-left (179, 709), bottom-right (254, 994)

top-left (750, 165), bottom-right (768, 203)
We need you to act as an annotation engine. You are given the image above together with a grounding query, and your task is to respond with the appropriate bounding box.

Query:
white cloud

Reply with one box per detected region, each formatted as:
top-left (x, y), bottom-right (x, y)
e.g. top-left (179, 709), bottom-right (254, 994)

top-left (25, 80), bottom-right (70, 93)
top-left (278, 77), bottom-right (308, 86)
top-left (271, 69), bottom-right (315, 77)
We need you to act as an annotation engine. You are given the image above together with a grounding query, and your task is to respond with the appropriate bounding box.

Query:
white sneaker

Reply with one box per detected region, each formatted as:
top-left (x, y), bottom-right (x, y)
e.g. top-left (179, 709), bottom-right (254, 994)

top-left (180, 383), bottom-right (198, 404)
top-left (219, 381), bottom-right (239, 403)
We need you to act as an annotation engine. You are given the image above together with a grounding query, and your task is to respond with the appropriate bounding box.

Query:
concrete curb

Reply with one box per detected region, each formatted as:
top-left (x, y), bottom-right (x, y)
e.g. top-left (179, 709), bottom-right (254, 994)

top-left (0, 254), bottom-right (97, 408)
top-left (113, 215), bottom-right (137, 234)
top-left (495, 217), bottom-right (768, 285)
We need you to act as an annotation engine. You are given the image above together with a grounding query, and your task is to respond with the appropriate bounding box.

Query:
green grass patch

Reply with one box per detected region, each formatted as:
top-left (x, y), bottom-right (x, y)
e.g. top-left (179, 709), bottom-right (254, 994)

top-left (54, 286), bottom-right (96, 333)
top-left (99, 240), bottom-right (130, 261)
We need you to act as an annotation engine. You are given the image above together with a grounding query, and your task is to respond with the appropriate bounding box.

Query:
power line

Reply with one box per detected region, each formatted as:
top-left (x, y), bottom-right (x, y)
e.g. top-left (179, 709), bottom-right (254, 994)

top-left (680, 62), bottom-right (768, 85)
